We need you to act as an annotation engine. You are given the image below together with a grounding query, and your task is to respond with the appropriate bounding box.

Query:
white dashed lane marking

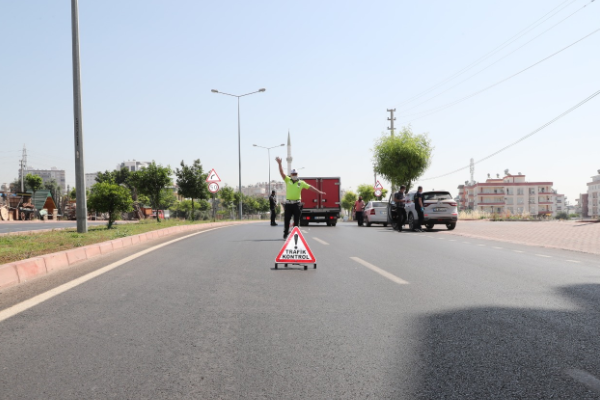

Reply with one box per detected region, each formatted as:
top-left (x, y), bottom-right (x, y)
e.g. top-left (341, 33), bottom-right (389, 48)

top-left (312, 237), bottom-right (329, 246)
top-left (350, 257), bottom-right (409, 285)
top-left (566, 260), bottom-right (581, 263)
top-left (566, 369), bottom-right (600, 393)
top-left (536, 254), bottom-right (552, 258)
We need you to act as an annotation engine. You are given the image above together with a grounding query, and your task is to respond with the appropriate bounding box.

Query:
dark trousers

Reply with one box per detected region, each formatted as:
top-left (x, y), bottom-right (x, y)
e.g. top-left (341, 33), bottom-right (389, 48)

top-left (355, 211), bottom-right (364, 226)
top-left (397, 207), bottom-right (407, 230)
top-left (415, 208), bottom-right (424, 230)
top-left (270, 208), bottom-right (276, 225)
top-left (284, 203), bottom-right (301, 236)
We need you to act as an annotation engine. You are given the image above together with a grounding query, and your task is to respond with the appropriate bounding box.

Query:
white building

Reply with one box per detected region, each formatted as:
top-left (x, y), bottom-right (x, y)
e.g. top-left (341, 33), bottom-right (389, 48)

top-left (457, 173), bottom-right (562, 216)
top-left (85, 172), bottom-right (99, 189)
top-left (19, 167), bottom-right (66, 192)
top-left (587, 169), bottom-right (600, 219)
top-left (117, 160), bottom-right (151, 172)
top-left (554, 193), bottom-right (566, 213)
top-left (241, 181), bottom-right (286, 205)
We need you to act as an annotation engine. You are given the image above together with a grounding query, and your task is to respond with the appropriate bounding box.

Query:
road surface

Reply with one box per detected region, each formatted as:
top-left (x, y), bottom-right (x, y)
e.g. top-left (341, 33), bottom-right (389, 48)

top-left (1, 222), bottom-right (600, 399)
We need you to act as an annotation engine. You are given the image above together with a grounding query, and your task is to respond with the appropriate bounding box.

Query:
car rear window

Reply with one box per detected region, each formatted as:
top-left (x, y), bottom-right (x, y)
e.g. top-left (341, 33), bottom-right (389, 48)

top-left (423, 192), bottom-right (452, 201)
top-left (372, 202), bottom-right (386, 208)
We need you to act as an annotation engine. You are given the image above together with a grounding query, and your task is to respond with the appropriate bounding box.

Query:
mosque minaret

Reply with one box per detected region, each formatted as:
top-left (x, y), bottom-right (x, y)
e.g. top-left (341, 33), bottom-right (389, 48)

top-left (286, 130), bottom-right (293, 175)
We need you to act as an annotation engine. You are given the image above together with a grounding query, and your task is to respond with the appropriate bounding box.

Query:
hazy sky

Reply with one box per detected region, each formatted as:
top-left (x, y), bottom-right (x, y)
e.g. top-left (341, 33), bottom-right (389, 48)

top-left (1, 0), bottom-right (598, 203)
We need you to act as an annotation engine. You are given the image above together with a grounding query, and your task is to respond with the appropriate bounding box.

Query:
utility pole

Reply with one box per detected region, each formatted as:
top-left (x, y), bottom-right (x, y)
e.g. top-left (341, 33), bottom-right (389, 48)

top-left (71, 0), bottom-right (88, 233)
top-left (387, 108), bottom-right (396, 136)
top-left (20, 160), bottom-right (24, 192)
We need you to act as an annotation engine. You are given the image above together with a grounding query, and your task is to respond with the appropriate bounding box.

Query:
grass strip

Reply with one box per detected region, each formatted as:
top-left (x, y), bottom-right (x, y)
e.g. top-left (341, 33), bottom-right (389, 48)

top-left (0, 219), bottom-right (236, 265)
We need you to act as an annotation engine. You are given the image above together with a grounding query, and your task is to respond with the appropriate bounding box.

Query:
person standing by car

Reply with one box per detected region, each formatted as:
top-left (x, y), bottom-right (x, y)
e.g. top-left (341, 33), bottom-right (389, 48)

top-left (393, 185), bottom-right (408, 231)
top-left (269, 190), bottom-right (278, 226)
top-left (413, 186), bottom-right (425, 232)
top-left (352, 196), bottom-right (366, 226)
top-left (275, 157), bottom-right (326, 239)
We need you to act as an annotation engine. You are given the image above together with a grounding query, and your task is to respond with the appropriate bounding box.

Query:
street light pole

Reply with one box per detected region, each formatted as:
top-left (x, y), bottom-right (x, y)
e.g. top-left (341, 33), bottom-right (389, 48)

top-left (212, 88), bottom-right (265, 220)
top-left (253, 143), bottom-right (285, 195)
top-left (71, 0), bottom-right (87, 233)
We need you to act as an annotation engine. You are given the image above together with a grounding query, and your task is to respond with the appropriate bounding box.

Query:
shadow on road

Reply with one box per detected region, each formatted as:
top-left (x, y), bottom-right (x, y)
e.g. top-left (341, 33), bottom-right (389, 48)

top-left (408, 284), bottom-right (600, 399)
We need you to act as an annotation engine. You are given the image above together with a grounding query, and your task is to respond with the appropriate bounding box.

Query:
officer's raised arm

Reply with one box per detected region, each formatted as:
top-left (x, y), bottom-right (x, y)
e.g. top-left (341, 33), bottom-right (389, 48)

top-left (275, 157), bottom-right (286, 180)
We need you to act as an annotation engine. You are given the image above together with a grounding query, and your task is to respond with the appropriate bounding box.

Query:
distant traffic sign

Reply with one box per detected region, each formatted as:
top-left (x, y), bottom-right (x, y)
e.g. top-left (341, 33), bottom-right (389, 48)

top-left (374, 189), bottom-right (382, 197)
top-left (374, 180), bottom-right (384, 190)
top-left (208, 182), bottom-right (220, 193)
top-left (206, 169), bottom-right (221, 183)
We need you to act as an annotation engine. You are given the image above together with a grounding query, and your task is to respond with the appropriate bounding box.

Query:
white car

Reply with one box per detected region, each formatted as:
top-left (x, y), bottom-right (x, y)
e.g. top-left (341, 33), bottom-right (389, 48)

top-left (363, 201), bottom-right (388, 227)
top-left (405, 190), bottom-right (458, 230)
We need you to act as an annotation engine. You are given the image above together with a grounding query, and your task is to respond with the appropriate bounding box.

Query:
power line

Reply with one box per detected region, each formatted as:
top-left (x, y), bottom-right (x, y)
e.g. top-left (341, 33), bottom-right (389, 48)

top-left (400, 1), bottom-right (593, 116)
top-left (420, 88), bottom-right (600, 181)
top-left (398, 0), bottom-right (578, 107)
top-left (401, 27), bottom-right (600, 121)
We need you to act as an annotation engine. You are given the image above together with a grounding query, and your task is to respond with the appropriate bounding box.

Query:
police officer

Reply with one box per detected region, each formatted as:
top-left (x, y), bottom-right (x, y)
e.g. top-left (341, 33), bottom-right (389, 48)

top-left (276, 157), bottom-right (325, 239)
top-left (269, 190), bottom-right (278, 226)
top-left (393, 185), bottom-right (408, 231)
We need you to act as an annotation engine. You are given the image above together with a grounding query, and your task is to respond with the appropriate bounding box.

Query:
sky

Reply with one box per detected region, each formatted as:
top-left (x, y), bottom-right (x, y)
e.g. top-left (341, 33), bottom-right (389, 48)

top-left (1, 0), bottom-right (598, 203)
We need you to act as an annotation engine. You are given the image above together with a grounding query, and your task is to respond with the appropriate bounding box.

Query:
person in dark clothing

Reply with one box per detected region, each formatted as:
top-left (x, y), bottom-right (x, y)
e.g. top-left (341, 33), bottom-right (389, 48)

top-left (269, 190), bottom-right (278, 226)
top-left (393, 185), bottom-right (407, 231)
top-left (413, 186), bottom-right (425, 232)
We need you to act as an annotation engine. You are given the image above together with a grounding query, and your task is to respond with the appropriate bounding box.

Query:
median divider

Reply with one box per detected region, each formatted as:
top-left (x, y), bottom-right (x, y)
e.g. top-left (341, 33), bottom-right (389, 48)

top-left (0, 221), bottom-right (257, 291)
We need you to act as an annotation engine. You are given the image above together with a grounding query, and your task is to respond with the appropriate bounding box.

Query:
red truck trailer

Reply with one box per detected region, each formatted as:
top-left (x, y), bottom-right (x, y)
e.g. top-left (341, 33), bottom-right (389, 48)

top-left (299, 177), bottom-right (341, 226)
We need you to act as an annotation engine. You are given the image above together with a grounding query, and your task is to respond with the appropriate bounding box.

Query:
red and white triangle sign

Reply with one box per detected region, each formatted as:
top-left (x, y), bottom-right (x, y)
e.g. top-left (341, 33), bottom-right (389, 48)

top-left (206, 169), bottom-right (221, 183)
top-left (374, 180), bottom-right (384, 190)
top-left (275, 227), bottom-right (316, 264)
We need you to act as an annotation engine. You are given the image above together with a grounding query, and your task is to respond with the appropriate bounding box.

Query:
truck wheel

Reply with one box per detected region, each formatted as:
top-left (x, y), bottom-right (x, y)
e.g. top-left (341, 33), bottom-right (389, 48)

top-left (300, 220), bottom-right (308, 227)
top-left (326, 221), bottom-right (331, 226)
top-left (332, 220), bottom-right (337, 227)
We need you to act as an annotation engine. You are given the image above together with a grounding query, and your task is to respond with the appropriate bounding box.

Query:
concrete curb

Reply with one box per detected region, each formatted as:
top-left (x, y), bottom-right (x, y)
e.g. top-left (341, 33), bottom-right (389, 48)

top-left (0, 221), bottom-right (258, 290)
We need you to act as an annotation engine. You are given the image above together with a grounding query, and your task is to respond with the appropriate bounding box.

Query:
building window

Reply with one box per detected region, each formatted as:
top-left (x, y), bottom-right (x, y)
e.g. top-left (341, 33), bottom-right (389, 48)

top-left (517, 188), bottom-right (524, 195)
top-left (517, 197), bottom-right (524, 204)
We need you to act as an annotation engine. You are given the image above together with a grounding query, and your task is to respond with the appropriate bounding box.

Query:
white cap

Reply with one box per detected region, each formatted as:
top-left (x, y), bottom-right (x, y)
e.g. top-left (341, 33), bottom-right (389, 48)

top-left (290, 169), bottom-right (298, 175)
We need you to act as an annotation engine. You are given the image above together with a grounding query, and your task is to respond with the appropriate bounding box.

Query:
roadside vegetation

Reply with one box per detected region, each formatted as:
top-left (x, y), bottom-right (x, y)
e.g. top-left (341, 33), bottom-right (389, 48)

top-left (0, 219), bottom-right (227, 265)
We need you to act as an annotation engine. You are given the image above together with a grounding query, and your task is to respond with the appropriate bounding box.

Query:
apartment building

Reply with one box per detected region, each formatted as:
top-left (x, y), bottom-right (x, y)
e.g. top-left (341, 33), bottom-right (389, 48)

top-left (85, 172), bottom-right (98, 189)
top-left (587, 170), bottom-right (600, 219)
top-left (117, 160), bottom-right (151, 172)
top-left (241, 181), bottom-right (286, 205)
top-left (457, 174), bottom-right (560, 216)
top-left (19, 167), bottom-right (66, 192)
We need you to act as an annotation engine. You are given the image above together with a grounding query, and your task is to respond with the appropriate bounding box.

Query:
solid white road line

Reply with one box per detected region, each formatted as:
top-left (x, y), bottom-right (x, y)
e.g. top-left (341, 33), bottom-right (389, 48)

top-left (514, 250), bottom-right (524, 253)
top-left (312, 237), bottom-right (329, 246)
top-left (350, 257), bottom-right (409, 285)
top-left (566, 369), bottom-right (600, 393)
top-left (536, 254), bottom-right (552, 258)
top-left (493, 246), bottom-right (503, 250)
top-left (0, 227), bottom-right (226, 324)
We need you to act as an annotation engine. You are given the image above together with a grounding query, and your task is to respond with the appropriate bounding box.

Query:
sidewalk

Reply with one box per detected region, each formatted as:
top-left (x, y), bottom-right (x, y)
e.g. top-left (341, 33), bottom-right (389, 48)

top-left (440, 220), bottom-right (600, 255)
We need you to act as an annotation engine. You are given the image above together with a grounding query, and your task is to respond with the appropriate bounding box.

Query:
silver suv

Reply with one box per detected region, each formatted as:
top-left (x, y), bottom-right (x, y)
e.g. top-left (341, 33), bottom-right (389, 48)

top-left (405, 190), bottom-right (458, 231)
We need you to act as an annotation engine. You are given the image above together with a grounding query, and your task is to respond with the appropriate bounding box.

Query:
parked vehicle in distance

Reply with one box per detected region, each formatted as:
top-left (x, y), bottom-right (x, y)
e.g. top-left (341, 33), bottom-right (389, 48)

top-left (299, 177), bottom-right (341, 226)
top-left (364, 201), bottom-right (388, 227)
top-left (405, 190), bottom-right (458, 230)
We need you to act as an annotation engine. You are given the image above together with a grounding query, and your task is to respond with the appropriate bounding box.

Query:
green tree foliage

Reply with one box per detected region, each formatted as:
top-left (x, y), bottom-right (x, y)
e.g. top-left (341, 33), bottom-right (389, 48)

top-left (43, 179), bottom-right (61, 202)
top-left (95, 170), bottom-right (116, 184)
top-left (357, 184), bottom-right (376, 203)
top-left (87, 182), bottom-right (134, 229)
top-left (175, 159), bottom-right (209, 220)
top-left (341, 191), bottom-right (357, 216)
top-left (373, 126), bottom-right (433, 192)
top-left (218, 186), bottom-right (236, 217)
top-left (69, 187), bottom-right (77, 200)
top-left (256, 197), bottom-right (270, 213)
top-left (24, 173), bottom-right (43, 199)
top-left (158, 189), bottom-right (178, 210)
top-left (134, 162), bottom-right (173, 222)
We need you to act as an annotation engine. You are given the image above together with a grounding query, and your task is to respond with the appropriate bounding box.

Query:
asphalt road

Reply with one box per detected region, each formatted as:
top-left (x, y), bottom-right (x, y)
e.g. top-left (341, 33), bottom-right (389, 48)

top-left (0, 221), bottom-right (124, 234)
top-left (1, 222), bottom-right (600, 399)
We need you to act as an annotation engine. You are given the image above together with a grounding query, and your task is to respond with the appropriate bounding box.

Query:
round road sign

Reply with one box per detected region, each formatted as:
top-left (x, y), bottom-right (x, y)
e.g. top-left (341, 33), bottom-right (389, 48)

top-left (374, 189), bottom-right (382, 197)
top-left (208, 182), bottom-right (220, 193)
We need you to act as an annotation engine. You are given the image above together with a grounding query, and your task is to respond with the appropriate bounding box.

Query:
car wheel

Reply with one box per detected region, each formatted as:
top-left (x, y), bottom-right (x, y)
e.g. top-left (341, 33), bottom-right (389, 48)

top-left (366, 219), bottom-right (372, 227)
top-left (383, 223), bottom-right (388, 227)
top-left (425, 223), bottom-right (434, 231)
top-left (408, 213), bottom-right (414, 230)
top-left (446, 223), bottom-right (456, 230)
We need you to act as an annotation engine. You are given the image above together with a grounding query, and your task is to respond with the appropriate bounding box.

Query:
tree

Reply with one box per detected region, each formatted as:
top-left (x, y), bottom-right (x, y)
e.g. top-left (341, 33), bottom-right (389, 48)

top-left (87, 182), bottom-right (134, 229)
top-left (219, 186), bottom-right (236, 218)
top-left (24, 173), bottom-right (43, 199)
top-left (69, 187), bottom-right (77, 200)
top-left (357, 184), bottom-right (376, 203)
top-left (134, 161), bottom-right (172, 222)
top-left (95, 170), bottom-right (116, 184)
top-left (341, 191), bottom-right (357, 216)
top-left (373, 126), bottom-right (433, 192)
top-left (175, 159), bottom-right (209, 220)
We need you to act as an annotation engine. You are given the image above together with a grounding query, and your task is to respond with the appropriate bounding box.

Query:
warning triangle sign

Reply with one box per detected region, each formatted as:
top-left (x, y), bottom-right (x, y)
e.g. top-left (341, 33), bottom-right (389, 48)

top-left (275, 227), bottom-right (316, 264)
top-left (206, 169), bottom-right (221, 183)
top-left (374, 180), bottom-right (384, 190)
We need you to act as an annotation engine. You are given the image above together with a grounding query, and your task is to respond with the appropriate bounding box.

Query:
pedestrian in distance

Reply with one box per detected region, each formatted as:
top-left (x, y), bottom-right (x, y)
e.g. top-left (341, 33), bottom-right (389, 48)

top-left (413, 186), bottom-right (425, 232)
top-left (269, 190), bottom-right (278, 226)
top-left (353, 196), bottom-right (366, 226)
top-left (275, 157), bottom-right (326, 239)
top-left (393, 185), bottom-right (408, 231)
